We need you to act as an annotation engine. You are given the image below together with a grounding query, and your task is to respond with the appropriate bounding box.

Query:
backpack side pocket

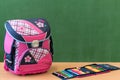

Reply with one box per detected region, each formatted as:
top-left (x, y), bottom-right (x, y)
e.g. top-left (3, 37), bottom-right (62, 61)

top-left (4, 32), bottom-right (16, 71)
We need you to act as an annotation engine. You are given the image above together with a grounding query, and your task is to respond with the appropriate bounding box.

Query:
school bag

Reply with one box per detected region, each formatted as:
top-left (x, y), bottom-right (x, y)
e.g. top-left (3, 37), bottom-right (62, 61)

top-left (4, 18), bottom-right (53, 75)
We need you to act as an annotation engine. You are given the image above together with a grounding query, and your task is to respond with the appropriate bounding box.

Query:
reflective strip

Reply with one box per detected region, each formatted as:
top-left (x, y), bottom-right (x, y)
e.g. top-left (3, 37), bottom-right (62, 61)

top-left (5, 59), bottom-right (12, 63)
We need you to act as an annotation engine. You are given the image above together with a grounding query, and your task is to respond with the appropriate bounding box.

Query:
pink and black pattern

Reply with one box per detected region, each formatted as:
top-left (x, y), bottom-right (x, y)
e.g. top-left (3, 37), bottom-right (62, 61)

top-left (20, 51), bottom-right (37, 65)
top-left (8, 20), bottom-right (40, 36)
top-left (14, 42), bottom-right (19, 70)
top-left (4, 18), bottom-right (53, 75)
top-left (29, 48), bottom-right (49, 62)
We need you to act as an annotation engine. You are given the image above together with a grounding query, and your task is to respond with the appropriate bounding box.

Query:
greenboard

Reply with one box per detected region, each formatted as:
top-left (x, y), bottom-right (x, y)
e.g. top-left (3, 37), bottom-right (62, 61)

top-left (0, 0), bottom-right (120, 62)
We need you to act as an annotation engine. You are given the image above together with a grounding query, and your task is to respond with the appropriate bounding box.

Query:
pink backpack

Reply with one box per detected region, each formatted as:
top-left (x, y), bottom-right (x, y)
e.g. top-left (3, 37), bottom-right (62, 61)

top-left (4, 18), bottom-right (53, 75)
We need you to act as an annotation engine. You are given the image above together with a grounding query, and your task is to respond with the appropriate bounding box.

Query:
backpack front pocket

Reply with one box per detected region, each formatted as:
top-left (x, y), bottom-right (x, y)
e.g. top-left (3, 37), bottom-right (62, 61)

top-left (17, 48), bottom-right (52, 74)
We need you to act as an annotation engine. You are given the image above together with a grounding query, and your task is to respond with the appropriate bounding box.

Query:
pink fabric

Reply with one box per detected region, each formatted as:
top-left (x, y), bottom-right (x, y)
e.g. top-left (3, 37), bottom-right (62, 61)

top-left (14, 53), bottom-right (52, 74)
top-left (42, 40), bottom-right (50, 50)
top-left (14, 43), bottom-right (29, 71)
top-left (38, 53), bottom-right (52, 64)
top-left (4, 32), bottom-right (14, 54)
top-left (21, 20), bottom-right (47, 42)
top-left (21, 20), bottom-right (43, 34)
top-left (23, 32), bottom-right (47, 42)
top-left (4, 19), bottom-right (52, 75)
top-left (17, 43), bottom-right (28, 59)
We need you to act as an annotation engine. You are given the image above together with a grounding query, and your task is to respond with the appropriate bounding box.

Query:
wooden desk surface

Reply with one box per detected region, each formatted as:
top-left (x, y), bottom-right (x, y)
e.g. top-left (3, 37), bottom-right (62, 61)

top-left (0, 62), bottom-right (120, 80)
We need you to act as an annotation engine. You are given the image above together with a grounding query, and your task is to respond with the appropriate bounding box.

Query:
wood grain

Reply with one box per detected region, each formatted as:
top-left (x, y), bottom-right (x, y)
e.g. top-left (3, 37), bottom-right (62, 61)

top-left (0, 62), bottom-right (120, 80)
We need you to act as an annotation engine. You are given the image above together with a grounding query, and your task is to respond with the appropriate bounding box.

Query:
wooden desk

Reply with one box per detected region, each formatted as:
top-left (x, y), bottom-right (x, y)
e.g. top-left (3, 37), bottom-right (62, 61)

top-left (0, 62), bottom-right (120, 80)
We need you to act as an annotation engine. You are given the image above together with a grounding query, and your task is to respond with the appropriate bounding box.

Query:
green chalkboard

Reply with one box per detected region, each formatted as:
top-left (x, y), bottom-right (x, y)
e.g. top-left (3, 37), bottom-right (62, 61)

top-left (0, 0), bottom-right (120, 62)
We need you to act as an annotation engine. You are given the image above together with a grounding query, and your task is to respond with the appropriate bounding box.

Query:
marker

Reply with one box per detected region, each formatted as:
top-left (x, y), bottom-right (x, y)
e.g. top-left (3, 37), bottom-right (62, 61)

top-left (71, 69), bottom-right (86, 75)
top-left (57, 71), bottom-right (69, 78)
top-left (85, 66), bottom-right (101, 72)
top-left (91, 65), bottom-right (105, 71)
top-left (53, 72), bottom-right (67, 79)
top-left (67, 69), bottom-right (80, 76)
top-left (61, 70), bottom-right (74, 78)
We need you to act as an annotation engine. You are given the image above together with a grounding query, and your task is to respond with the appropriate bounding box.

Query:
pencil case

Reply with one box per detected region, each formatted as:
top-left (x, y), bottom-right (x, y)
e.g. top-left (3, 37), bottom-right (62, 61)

top-left (52, 64), bottom-right (120, 79)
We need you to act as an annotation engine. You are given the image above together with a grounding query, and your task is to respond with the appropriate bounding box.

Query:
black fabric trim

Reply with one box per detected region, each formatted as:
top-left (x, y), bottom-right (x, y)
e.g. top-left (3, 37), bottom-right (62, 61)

top-left (5, 22), bottom-right (25, 42)
top-left (50, 36), bottom-right (54, 59)
top-left (20, 51), bottom-right (37, 65)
